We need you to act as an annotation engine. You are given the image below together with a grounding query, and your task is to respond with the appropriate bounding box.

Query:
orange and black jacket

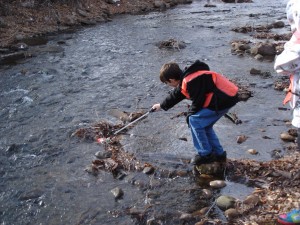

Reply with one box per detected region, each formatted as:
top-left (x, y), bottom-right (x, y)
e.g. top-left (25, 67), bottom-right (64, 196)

top-left (160, 60), bottom-right (239, 117)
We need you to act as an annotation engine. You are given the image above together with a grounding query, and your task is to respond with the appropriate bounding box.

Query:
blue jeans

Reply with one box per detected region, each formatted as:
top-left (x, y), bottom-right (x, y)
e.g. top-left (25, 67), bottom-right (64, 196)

top-left (188, 108), bottom-right (229, 156)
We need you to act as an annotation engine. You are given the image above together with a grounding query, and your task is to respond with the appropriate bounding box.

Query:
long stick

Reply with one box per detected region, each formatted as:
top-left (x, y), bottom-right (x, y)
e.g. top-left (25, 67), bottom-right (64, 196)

top-left (113, 111), bottom-right (150, 135)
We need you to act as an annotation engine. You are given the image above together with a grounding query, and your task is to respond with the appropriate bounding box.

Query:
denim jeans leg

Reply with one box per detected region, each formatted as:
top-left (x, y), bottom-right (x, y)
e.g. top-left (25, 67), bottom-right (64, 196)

top-left (189, 108), bottom-right (230, 156)
top-left (190, 125), bottom-right (212, 156)
top-left (206, 125), bottom-right (224, 155)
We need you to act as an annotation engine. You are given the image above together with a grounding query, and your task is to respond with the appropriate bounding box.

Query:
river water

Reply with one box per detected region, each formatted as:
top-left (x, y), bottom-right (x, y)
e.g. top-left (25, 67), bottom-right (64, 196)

top-left (0, 0), bottom-right (291, 224)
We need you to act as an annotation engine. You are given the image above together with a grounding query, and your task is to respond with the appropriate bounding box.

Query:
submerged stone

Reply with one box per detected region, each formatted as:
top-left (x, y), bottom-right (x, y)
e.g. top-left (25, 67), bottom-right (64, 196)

top-left (110, 187), bottom-right (124, 199)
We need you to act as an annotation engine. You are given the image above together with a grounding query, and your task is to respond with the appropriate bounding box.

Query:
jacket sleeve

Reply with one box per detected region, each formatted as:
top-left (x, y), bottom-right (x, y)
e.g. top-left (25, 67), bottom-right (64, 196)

top-left (160, 86), bottom-right (186, 111)
top-left (186, 74), bottom-right (215, 116)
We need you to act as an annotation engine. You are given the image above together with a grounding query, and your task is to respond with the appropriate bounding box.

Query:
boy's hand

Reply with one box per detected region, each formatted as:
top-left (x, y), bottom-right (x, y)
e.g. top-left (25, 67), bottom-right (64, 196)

top-left (152, 104), bottom-right (161, 111)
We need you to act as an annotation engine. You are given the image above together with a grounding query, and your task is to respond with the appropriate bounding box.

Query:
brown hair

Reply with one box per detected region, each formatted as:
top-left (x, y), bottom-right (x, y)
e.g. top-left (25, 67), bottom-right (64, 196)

top-left (159, 62), bottom-right (183, 83)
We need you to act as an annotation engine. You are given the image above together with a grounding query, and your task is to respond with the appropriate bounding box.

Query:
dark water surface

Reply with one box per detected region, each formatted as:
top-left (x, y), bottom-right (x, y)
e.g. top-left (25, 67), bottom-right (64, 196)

top-left (0, 0), bottom-right (291, 224)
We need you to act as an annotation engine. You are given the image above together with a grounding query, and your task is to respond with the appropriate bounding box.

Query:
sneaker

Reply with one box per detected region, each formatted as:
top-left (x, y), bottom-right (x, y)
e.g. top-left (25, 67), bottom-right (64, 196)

top-left (191, 154), bottom-right (214, 165)
top-left (215, 151), bottom-right (227, 162)
top-left (278, 209), bottom-right (300, 225)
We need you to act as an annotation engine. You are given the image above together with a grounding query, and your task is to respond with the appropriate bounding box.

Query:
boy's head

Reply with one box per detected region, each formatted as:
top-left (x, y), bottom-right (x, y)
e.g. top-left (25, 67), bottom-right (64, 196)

top-left (159, 62), bottom-right (183, 84)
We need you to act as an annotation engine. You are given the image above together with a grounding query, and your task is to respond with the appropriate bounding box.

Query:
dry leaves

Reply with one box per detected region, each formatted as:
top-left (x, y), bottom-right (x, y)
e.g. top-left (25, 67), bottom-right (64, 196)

top-left (227, 154), bottom-right (300, 224)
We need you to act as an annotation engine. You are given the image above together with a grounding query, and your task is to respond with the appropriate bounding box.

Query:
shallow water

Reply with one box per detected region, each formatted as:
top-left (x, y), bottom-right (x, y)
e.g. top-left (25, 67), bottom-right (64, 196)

top-left (0, 0), bottom-right (291, 224)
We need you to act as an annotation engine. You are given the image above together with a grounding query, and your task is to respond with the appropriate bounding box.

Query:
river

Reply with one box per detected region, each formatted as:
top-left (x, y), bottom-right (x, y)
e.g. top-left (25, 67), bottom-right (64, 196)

top-left (0, 0), bottom-right (291, 224)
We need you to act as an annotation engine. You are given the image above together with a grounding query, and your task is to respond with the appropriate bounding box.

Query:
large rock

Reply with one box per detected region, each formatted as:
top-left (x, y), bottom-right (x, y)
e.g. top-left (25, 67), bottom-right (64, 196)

top-left (251, 42), bottom-right (276, 56)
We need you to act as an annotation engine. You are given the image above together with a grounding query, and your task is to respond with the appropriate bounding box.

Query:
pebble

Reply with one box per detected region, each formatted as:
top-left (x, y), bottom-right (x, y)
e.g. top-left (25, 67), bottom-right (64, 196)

top-left (236, 135), bottom-right (247, 143)
top-left (224, 208), bottom-right (240, 220)
top-left (143, 166), bottom-right (154, 174)
top-left (95, 151), bottom-right (112, 159)
top-left (216, 195), bottom-right (236, 210)
top-left (280, 132), bottom-right (296, 142)
top-left (84, 165), bottom-right (98, 176)
top-left (110, 187), bottom-right (124, 199)
top-left (209, 180), bottom-right (226, 189)
top-left (247, 149), bottom-right (258, 155)
top-left (202, 189), bottom-right (213, 198)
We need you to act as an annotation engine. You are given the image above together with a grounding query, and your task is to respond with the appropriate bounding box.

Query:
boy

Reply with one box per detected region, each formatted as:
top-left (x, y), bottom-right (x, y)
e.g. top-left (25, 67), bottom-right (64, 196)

top-left (152, 60), bottom-right (238, 165)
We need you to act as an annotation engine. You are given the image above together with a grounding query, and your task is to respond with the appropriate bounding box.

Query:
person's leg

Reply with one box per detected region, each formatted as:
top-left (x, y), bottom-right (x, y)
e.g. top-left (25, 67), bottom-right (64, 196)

top-left (190, 127), bottom-right (204, 154)
top-left (205, 125), bottom-right (224, 155)
top-left (189, 109), bottom-right (216, 156)
top-left (190, 125), bottom-right (214, 165)
top-left (189, 108), bottom-right (228, 154)
top-left (205, 108), bottom-right (229, 161)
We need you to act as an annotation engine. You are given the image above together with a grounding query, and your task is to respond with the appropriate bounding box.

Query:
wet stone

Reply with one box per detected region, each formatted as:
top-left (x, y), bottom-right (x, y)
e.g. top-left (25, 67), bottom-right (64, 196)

top-left (247, 149), bottom-right (258, 155)
top-left (143, 166), bottom-right (154, 174)
top-left (84, 165), bottom-right (98, 176)
top-left (280, 132), bottom-right (296, 142)
top-left (209, 180), bottom-right (226, 189)
top-left (224, 208), bottom-right (240, 220)
top-left (202, 189), bottom-right (213, 199)
top-left (110, 187), bottom-right (123, 199)
top-left (95, 151), bottom-right (112, 159)
top-left (19, 188), bottom-right (44, 201)
top-left (250, 68), bottom-right (261, 75)
top-left (272, 21), bottom-right (285, 28)
top-left (216, 195), bottom-right (236, 211)
top-left (237, 135), bottom-right (247, 143)
top-left (5, 144), bottom-right (18, 154)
